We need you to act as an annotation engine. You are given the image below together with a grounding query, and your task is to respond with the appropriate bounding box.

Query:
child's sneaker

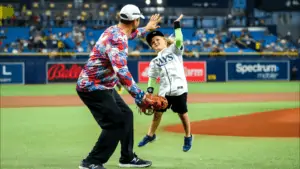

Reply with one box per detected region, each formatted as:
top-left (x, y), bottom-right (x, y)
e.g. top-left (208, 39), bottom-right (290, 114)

top-left (138, 134), bottom-right (156, 147)
top-left (183, 135), bottom-right (193, 152)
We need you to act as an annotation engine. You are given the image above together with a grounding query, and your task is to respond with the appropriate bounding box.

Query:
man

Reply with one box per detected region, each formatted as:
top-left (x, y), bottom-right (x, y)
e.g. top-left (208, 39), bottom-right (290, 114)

top-left (76, 4), bottom-right (161, 169)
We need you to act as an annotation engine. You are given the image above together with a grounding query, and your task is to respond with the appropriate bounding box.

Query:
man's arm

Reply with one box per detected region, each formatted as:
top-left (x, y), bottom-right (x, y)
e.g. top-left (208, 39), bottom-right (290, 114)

top-left (128, 27), bottom-right (147, 40)
top-left (106, 37), bottom-right (144, 101)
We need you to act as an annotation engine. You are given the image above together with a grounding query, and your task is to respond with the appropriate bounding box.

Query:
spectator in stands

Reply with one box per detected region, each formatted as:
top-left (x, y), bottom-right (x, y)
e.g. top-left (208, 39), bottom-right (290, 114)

top-left (57, 40), bottom-right (64, 53)
top-left (2, 44), bottom-right (10, 52)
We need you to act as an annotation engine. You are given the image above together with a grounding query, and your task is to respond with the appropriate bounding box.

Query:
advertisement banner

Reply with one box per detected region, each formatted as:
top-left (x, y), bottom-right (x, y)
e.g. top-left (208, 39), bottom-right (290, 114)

top-left (46, 62), bottom-right (85, 83)
top-left (0, 62), bottom-right (24, 84)
top-left (226, 60), bottom-right (290, 81)
top-left (138, 61), bottom-right (206, 83)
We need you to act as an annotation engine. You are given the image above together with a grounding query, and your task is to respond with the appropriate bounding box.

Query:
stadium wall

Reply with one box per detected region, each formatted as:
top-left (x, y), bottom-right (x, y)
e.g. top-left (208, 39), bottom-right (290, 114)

top-left (0, 54), bottom-right (299, 84)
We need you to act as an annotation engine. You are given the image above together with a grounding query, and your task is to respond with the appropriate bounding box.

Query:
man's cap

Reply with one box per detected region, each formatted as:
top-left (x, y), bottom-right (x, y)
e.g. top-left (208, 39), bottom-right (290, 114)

top-left (119, 4), bottom-right (145, 21)
top-left (146, 30), bottom-right (164, 46)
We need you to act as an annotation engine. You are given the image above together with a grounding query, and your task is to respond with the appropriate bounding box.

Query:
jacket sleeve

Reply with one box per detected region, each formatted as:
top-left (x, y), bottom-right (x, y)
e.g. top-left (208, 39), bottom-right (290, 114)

top-left (128, 27), bottom-right (147, 40)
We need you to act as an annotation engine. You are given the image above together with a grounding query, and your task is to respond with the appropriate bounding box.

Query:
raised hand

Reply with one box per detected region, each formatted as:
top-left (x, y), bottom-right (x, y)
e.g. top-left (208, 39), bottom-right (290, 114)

top-left (145, 14), bottom-right (162, 31)
top-left (175, 14), bottom-right (184, 22)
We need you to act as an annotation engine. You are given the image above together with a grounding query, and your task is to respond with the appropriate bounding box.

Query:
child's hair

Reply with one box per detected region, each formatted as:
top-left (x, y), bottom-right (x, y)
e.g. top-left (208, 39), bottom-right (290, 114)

top-left (166, 37), bottom-right (175, 47)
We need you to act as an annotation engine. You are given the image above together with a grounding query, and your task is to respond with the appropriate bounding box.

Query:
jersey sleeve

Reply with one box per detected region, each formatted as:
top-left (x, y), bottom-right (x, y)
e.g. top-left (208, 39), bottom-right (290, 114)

top-left (148, 60), bottom-right (160, 79)
top-left (170, 43), bottom-right (184, 56)
top-left (171, 23), bottom-right (184, 56)
top-left (106, 35), bottom-right (144, 99)
top-left (128, 27), bottom-right (147, 40)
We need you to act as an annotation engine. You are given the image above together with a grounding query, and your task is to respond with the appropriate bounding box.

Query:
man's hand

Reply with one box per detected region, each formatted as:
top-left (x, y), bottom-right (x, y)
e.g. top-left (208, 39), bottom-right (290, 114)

top-left (175, 14), bottom-right (184, 22)
top-left (137, 93), bottom-right (168, 116)
top-left (145, 14), bottom-right (162, 32)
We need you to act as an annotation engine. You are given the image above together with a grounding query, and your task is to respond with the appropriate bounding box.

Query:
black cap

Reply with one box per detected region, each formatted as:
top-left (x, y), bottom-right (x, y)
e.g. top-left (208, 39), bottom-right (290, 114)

top-left (146, 30), bottom-right (164, 46)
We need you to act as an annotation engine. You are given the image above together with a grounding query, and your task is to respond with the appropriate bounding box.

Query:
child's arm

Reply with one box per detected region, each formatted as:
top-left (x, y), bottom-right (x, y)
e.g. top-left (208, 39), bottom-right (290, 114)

top-left (172, 14), bottom-right (184, 55)
top-left (147, 61), bottom-right (159, 94)
top-left (174, 22), bottom-right (183, 49)
top-left (147, 77), bottom-right (157, 94)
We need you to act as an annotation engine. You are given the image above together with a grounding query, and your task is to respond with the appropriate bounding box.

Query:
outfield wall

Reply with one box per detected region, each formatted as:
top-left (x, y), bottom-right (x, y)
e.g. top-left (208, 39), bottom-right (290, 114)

top-left (0, 54), bottom-right (299, 84)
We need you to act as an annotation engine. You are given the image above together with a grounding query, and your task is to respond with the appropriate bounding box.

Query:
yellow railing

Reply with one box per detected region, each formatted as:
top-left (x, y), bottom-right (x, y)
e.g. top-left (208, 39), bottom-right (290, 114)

top-left (0, 51), bottom-right (298, 57)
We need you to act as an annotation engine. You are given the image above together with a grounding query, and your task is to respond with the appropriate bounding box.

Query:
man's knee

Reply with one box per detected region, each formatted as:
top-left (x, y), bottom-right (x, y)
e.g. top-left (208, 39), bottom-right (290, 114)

top-left (100, 118), bottom-right (125, 129)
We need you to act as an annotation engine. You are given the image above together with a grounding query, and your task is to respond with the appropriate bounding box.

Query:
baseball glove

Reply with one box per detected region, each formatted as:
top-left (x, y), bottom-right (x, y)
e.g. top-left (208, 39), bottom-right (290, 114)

top-left (137, 93), bottom-right (168, 115)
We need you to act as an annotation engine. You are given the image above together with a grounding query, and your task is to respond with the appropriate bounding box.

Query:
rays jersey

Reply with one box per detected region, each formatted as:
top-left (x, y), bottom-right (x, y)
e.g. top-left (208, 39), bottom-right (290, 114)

top-left (148, 44), bottom-right (188, 97)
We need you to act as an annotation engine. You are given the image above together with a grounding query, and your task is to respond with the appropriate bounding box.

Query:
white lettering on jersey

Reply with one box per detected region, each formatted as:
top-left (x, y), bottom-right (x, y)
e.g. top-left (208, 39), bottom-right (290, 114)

top-left (148, 44), bottom-right (188, 97)
top-left (153, 54), bottom-right (174, 67)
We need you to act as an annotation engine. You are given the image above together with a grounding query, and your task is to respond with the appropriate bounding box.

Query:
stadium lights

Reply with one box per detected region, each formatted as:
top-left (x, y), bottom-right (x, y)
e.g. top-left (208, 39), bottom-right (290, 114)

top-left (146, 0), bottom-right (151, 5)
top-left (157, 0), bottom-right (163, 5)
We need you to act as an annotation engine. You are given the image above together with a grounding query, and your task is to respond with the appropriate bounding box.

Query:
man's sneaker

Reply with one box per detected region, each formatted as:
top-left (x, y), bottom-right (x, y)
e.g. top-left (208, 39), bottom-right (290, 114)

top-left (119, 154), bottom-right (152, 168)
top-left (183, 135), bottom-right (193, 152)
top-left (79, 160), bottom-right (106, 169)
top-left (138, 134), bottom-right (156, 147)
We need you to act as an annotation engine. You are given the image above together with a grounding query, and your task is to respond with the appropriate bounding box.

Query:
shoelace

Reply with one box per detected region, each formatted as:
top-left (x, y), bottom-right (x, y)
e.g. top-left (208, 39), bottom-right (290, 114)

top-left (89, 164), bottom-right (98, 169)
top-left (143, 135), bottom-right (152, 141)
top-left (184, 137), bottom-right (191, 145)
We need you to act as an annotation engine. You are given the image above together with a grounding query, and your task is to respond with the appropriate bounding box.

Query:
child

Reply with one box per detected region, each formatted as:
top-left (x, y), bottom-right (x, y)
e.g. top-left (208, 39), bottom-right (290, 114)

top-left (138, 14), bottom-right (193, 152)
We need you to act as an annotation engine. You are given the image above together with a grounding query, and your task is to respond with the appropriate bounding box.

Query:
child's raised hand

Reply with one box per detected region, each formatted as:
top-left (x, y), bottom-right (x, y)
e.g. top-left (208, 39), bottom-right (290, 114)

top-left (175, 14), bottom-right (184, 22)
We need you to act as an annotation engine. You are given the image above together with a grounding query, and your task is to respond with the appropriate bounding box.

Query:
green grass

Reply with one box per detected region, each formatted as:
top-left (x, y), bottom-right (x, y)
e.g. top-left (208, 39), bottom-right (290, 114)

top-left (0, 81), bottom-right (299, 96)
top-left (1, 101), bottom-right (299, 169)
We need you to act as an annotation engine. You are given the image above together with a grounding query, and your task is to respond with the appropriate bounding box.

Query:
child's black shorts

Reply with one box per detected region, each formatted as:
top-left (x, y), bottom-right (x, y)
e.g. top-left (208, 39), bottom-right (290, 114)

top-left (159, 92), bottom-right (188, 114)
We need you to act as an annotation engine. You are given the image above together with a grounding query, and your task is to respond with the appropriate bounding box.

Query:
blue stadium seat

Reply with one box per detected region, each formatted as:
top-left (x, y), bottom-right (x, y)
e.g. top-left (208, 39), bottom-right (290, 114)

top-left (1, 27), bottom-right (30, 45)
top-left (224, 47), bottom-right (240, 52)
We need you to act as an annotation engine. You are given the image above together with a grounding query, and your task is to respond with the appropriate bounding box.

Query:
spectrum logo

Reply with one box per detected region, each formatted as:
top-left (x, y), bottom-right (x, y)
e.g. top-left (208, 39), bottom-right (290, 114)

top-left (235, 63), bottom-right (279, 74)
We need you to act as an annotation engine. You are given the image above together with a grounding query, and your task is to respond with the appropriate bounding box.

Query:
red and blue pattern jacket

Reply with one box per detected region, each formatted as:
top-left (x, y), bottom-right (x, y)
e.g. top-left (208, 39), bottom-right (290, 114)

top-left (76, 25), bottom-right (146, 101)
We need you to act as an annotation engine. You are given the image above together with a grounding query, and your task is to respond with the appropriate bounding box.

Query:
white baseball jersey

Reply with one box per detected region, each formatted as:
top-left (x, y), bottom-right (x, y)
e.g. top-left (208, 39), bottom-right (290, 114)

top-left (148, 44), bottom-right (188, 97)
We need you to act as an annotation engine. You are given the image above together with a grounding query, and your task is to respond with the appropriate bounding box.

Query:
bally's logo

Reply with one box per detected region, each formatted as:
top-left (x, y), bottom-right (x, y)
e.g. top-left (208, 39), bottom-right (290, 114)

top-left (235, 63), bottom-right (280, 74)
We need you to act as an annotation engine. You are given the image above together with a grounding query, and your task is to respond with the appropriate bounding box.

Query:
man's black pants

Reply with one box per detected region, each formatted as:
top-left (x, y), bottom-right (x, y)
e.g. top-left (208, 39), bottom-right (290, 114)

top-left (77, 89), bottom-right (134, 164)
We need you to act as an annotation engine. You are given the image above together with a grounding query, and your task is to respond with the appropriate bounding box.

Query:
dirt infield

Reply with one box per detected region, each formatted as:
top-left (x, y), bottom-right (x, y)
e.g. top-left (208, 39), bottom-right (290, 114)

top-left (164, 108), bottom-right (300, 138)
top-left (1, 92), bottom-right (299, 137)
top-left (1, 93), bottom-right (298, 108)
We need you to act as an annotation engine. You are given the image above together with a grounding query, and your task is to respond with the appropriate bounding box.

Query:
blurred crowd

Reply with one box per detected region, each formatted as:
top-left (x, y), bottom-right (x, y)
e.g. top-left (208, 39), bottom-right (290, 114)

top-left (0, 4), bottom-right (299, 57)
top-left (0, 25), bottom-right (94, 54)
top-left (184, 28), bottom-right (299, 55)
top-left (1, 25), bottom-right (299, 57)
